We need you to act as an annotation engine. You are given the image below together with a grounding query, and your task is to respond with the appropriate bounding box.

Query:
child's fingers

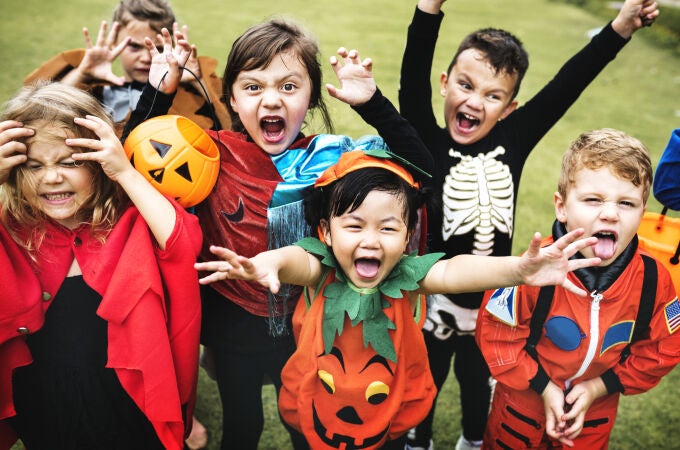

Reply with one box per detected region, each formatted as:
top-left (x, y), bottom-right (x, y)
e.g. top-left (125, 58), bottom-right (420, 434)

top-left (95, 20), bottom-right (108, 46)
top-left (560, 279), bottom-right (587, 297)
top-left (83, 27), bottom-right (93, 48)
top-left (198, 272), bottom-right (228, 285)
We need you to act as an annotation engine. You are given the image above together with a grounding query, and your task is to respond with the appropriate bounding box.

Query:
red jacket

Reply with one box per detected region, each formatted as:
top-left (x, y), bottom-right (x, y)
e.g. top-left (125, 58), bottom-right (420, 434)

top-left (0, 201), bottom-right (202, 450)
top-left (477, 240), bottom-right (680, 395)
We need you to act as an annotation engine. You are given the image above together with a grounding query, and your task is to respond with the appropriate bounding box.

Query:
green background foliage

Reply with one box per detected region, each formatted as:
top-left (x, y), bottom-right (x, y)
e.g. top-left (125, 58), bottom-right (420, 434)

top-left (2, 0), bottom-right (679, 448)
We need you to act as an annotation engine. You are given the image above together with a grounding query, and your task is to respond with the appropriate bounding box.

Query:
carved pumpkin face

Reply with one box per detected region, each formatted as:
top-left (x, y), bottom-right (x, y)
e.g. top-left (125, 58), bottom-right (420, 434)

top-left (279, 286), bottom-right (436, 449)
top-left (123, 115), bottom-right (219, 207)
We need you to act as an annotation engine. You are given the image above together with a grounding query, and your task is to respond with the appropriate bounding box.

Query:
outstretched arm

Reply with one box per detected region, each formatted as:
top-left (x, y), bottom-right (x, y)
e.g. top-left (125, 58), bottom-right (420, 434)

top-left (611, 0), bottom-right (659, 38)
top-left (420, 229), bottom-right (601, 296)
top-left (68, 115), bottom-right (176, 248)
top-left (194, 245), bottom-right (323, 292)
top-left (61, 20), bottom-right (131, 87)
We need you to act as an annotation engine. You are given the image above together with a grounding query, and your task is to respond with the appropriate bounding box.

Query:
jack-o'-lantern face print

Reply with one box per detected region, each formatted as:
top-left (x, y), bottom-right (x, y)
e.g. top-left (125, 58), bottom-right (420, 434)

top-left (301, 321), bottom-right (401, 449)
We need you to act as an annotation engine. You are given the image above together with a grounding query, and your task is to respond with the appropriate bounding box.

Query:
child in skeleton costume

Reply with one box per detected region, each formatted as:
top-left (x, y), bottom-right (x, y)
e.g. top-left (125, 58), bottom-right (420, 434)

top-left (477, 129), bottom-right (680, 449)
top-left (399, 1), bottom-right (660, 448)
top-left (195, 150), bottom-right (602, 450)
top-left (124, 19), bottom-right (434, 450)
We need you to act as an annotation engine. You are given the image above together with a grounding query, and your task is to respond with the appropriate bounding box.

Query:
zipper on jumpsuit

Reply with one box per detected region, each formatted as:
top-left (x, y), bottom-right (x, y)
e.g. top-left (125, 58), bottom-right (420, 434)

top-left (565, 291), bottom-right (603, 390)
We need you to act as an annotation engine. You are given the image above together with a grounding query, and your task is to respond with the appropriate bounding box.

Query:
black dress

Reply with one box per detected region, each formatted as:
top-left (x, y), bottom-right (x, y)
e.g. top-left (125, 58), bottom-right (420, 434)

top-left (9, 276), bottom-right (164, 450)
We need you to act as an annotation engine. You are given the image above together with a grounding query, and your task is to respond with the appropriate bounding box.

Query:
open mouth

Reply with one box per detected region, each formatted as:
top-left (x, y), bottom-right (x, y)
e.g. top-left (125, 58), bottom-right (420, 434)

top-left (42, 192), bottom-right (73, 202)
top-left (592, 231), bottom-right (617, 260)
top-left (261, 118), bottom-right (285, 141)
top-left (456, 112), bottom-right (480, 131)
top-left (355, 258), bottom-right (380, 279)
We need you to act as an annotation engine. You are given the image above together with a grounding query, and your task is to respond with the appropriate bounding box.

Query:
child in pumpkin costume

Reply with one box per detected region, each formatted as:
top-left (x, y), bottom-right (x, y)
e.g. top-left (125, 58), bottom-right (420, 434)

top-left (195, 150), bottom-right (602, 449)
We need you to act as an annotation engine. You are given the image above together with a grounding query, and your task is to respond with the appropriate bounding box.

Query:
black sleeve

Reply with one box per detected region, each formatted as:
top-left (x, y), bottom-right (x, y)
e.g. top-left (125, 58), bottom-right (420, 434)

top-left (600, 368), bottom-right (625, 394)
top-left (398, 7), bottom-right (444, 149)
top-left (529, 363), bottom-right (550, 394)
top-left (353, 88), bottom-right (434, 182)
top-left (514, 22), bottom-right (629, 150)
top-left (120, 82), bottom-right (176, 144)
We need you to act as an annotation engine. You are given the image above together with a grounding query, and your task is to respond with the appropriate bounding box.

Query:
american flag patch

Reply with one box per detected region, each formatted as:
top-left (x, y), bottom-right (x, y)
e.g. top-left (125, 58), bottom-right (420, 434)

top-left (665, 298), bottom-right (680, 334)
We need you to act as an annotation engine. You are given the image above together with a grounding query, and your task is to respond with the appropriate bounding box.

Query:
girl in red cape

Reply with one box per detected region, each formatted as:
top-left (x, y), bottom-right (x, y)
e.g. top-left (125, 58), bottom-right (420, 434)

top-left (0, 82), bottom-right (202, 450)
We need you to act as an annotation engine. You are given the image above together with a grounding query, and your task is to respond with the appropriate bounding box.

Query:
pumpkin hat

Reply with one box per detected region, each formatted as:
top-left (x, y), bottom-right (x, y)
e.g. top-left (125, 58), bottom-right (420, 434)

top-left (314, 148), bottom-right (428, 189)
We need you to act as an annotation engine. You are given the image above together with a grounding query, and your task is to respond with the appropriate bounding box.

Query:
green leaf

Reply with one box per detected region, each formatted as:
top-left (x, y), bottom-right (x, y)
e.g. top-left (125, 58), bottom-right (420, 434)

top-left (362, 312), bottom-right (397, 362)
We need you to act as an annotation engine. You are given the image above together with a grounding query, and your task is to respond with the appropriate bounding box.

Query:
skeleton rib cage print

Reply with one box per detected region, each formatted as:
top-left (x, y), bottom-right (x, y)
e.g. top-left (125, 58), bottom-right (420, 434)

top-left (442, 146), bottom-right (514, 255)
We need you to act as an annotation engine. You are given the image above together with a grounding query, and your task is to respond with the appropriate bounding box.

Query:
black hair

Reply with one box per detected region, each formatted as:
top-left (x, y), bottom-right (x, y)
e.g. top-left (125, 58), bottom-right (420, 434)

top-left (448, 28), bottom-right (529, 100)
top-left (304, 167), bottom-right (430, 235)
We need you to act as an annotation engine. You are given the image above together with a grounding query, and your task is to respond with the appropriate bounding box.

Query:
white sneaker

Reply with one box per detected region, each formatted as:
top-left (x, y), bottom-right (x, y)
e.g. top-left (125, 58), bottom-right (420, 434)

top-left (404, 439), bottom-right (433, 450)
top-left (455, 435), bottom-right (482, 450)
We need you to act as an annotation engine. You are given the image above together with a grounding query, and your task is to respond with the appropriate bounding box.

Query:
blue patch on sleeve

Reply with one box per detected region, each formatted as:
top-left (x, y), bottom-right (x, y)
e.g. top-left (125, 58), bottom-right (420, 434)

top-left (485, 287), bottom-right (517, 326)
top-left (600, 321), bottom-right (634, 354)
top-left (544, 316), bottom-right (585, 351)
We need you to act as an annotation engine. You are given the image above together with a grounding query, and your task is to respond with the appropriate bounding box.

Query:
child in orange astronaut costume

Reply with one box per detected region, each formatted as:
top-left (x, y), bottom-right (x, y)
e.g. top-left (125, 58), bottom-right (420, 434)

top-left (477, 128), bottom-right (680, 449)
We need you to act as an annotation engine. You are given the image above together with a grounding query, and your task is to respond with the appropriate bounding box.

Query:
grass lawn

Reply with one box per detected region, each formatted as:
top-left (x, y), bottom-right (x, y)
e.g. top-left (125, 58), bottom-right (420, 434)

top-left (2, 0), bottom-right (679, 448)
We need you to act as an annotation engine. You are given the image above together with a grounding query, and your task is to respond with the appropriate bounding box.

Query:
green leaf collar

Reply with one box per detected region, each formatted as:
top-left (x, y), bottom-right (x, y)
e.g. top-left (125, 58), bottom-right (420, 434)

top-left (296, 237), bottom-right (443, 362)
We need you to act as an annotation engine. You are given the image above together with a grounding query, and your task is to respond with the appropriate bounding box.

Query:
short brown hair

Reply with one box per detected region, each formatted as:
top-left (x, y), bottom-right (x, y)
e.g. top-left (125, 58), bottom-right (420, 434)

top-left (448, 28), bottom-right (529, 100)
top-left (557, 128), bottom-right (653, 203)
top-left (112, 0), bottom-right (176, 35)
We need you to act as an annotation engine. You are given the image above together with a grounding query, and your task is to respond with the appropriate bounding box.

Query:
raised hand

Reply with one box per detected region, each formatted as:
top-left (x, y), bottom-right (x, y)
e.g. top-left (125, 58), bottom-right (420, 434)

top-left (172, 23), bottom-right (201, 84)
top-left (194, 246), bottom-right (283, 293)
top-left (325, 47), bottom-right (377, 106)
top-left (145, 27), bottom-right (193, 94)
top-left (417, 0), bottom-right (446, 14)
top-left (517, 229), bottom-right (601, 296)
top-left (612, 0), bottom-right (659, 38)
top-left (66, 21), bottom-right (131, 86)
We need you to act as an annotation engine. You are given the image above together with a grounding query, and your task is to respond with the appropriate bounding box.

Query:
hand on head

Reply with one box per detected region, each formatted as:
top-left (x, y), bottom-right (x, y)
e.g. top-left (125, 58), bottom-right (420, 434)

top-left (67, 115), bottom-right (134, 182)
top-left (0, 121), bottom-right (33, 185)
top-left (325, 47), bottom-right (377, 107)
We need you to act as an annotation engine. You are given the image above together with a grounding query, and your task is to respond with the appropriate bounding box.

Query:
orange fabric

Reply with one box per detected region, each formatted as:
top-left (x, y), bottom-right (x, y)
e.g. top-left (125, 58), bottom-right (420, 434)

top-left (314, 150), bottom-right (418, 188)
top-left (483, 382), bottom-right (618, 449)
top-left (280, 271), bottom-right (436, 449)
top-left (637, 211), bottom-right (680, 293)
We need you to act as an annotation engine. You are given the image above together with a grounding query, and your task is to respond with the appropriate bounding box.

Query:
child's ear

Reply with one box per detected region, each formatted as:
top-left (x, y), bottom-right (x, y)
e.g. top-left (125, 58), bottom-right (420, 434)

top-left (229, 95), bottom-right (239, 113)
top-left (554, 191), bottom-right (567, 223)
top-left (439, 71), bottom-right (449, 96)
top-left (500, 100), bottom-right (518, 120)
top-left (320, 219), bottom-right (332, 246)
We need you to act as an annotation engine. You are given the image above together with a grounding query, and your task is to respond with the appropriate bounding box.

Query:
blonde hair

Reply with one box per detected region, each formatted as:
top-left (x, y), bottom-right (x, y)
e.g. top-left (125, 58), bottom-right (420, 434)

top-left (0, 82), bottom-right (128, 256)
top-left (557, 128), bottom-right (653, 203)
